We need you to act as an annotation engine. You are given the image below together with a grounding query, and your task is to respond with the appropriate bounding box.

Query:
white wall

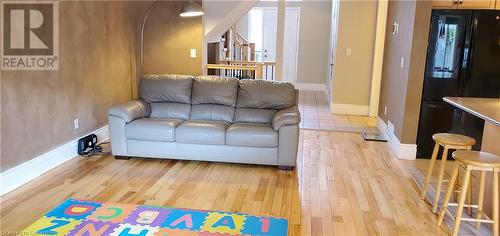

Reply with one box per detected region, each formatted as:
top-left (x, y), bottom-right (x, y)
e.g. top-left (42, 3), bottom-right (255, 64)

top-left (235, 13), bottom-right (249, 40)
top-left (203, 1), bottom-right (240, 37)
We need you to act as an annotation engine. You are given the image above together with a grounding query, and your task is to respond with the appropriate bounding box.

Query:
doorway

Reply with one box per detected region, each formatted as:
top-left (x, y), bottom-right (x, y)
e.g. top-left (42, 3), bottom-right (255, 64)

top-left (249, 7), bottom-right (300, 83)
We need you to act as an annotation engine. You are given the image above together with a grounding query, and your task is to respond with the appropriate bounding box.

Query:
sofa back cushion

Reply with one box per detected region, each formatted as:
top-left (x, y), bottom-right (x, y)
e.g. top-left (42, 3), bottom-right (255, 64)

top-left (234, 108), bottom-right (277, 124)
top-left (150, 102), bottom-right (191, 120)
top-left (192, 76), bottom-right (239, 106)
top-left (190, 104), bottom-right (234, 123)
top-left (139, 74), bottom-right (193, 104)
top-left (236, 79), bottom-right (296, 110)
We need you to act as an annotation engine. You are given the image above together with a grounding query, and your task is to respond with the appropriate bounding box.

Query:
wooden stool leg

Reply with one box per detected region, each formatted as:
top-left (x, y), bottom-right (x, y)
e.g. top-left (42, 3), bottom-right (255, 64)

top-left (454, 169), bottom-right (460, 201)
top-left (422, 142), bottom-right (440, 200)
top-left (493, 170), bottom-right (499, 236)
top-left (454, 146), bottom-right (472, 202)
top-left (466, 146), bottom-right (473, 216)
top-left (438, 161), bottom-right (460, 226)
top-left (433, 147), bottom-right (449, 213)
top-left (452, 168), bottom-right (471, 236)
top-left (466, 176), bottom-right (473, 216)
top-left (476, 171), bottom-right (486, 230)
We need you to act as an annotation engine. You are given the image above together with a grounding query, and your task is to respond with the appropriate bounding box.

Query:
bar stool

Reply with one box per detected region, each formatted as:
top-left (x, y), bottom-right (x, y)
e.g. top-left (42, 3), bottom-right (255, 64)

top-left (421, 133), bottom-right (476, 213)
top-left (437, 150), bottom-right (500, 236)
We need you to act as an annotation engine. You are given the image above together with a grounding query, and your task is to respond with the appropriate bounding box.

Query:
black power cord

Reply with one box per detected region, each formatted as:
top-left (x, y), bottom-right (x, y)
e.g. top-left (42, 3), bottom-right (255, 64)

top-left (80, 142), bottom-right (111, 157)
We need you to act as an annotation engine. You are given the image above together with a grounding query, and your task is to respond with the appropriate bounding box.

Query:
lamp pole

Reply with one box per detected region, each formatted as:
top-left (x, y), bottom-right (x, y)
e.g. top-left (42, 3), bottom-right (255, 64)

top-left (138, 0), bottom-right (202, 85)
top-left (140, 0), bottom-right (161, 77)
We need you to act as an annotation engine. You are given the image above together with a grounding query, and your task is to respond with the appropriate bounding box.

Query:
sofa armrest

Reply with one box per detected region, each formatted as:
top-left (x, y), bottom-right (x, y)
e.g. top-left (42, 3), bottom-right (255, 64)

top-left (272, 106), bottom-right (301, 131)
top-left (108, 100), bottom-right (149, 123)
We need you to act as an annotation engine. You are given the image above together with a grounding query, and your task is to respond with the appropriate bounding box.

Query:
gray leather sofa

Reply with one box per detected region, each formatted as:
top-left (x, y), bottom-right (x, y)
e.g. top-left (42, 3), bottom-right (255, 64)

top-left (108, 75), bottom-right (301, 169)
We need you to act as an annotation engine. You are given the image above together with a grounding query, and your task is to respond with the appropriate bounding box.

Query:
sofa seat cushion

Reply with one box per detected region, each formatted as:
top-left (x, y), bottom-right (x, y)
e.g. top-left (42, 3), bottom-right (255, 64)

top-left (126, 118), bottom-right (182, 142)
top-left (226, 123), bottom-right (278, 148)
top-left (175, 120), bottom-right (229, 145)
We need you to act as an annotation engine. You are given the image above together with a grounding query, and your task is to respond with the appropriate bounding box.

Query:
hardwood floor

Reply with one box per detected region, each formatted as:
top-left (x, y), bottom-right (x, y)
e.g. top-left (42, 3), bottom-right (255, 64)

top-left (298, 91), bottom-right (378, 133)
top-left (0, 130), bottom-right (447, 235)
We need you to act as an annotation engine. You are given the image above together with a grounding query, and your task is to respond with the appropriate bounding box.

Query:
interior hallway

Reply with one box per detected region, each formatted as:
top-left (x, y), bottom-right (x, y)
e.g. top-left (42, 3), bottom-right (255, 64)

top-left (298, 90), bottom-right (378, 133)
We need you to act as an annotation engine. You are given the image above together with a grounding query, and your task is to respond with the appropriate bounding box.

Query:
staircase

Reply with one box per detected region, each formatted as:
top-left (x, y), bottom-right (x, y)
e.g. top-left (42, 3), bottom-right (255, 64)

top-left (206, 27), bottom-right (276, 80)
top-left (221, 26), bottom-right (255, 62)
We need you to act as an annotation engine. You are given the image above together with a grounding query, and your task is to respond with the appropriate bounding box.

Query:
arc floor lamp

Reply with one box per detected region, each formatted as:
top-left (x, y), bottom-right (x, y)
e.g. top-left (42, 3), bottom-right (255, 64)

top-left (139, 0), bottom-right (203, 76)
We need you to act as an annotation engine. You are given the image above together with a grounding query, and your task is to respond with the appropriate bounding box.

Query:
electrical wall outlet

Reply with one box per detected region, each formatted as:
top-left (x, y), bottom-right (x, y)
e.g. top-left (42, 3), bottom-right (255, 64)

top-left (345, 48), bottom-right (352, 56)
top-left (384, 106), bottom-right (387, 115)
top-left (400, 57), bottom-right (405, 68)
top-left (74, 118), bottom-right (79, 130)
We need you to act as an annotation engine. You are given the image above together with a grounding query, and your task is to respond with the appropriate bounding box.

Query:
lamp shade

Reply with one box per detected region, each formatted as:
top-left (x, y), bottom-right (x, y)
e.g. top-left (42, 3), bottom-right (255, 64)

top-left (180, 1), bottom-right (203, 17)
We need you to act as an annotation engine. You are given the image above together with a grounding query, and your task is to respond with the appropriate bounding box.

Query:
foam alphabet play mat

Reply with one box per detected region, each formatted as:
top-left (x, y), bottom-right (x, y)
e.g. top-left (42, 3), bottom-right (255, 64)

top-left (22, 198), bottom-right (288, 235)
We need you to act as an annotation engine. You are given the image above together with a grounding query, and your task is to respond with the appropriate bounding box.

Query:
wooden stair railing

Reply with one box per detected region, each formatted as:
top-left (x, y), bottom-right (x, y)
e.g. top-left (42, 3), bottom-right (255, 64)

top-left (206, 61), bottom-right (276, 80)
top-left (206, 64), bottom-right (262, 80)
top-left (229, 28), bottom-right (255, 61)
top-left (228, 61), bottom-right (275, 80)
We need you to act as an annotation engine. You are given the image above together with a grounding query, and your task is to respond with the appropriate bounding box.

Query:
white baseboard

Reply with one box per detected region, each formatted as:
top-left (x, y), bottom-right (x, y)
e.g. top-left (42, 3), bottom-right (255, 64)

top-left (294, 83), bottom-right (327, 91)
top-left (0, 125), bottom-right (109, 196)
top-left (376, 117), bottom-right (416, 160)
top-left (331, 103), bottom-right (370, 116)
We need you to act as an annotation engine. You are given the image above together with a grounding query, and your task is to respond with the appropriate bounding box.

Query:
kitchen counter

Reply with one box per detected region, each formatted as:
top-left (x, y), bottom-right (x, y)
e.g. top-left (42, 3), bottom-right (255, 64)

top-left (444, 96), bottom-right (500, 222)
top-left (443, 97), bottom-right (500, 126)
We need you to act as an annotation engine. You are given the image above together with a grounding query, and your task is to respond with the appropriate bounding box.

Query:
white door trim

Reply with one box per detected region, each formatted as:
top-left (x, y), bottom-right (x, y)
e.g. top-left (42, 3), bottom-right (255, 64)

top-left (251, 6), bottom-right (300, 83)
top-left (368, 0), bottom-right (389, 117)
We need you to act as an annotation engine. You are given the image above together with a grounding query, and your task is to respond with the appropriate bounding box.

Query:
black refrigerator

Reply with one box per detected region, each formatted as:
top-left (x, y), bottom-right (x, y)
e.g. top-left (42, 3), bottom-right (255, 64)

top-left (416, 10), bottom-right (500, 158)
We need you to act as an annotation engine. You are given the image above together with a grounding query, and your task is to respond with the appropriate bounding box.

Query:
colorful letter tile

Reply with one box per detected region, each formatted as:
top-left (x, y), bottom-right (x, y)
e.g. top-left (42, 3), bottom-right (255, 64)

top-left (241, 216), bottom-right (288, 236)
top-left (67, 220), bottom-right (118, 236)
top-left (23, 216), bottom-right (81, 235)
top-left (161, 209), bottom-right (208, 231)
top-left (124, 206), bottom-right (171, 227)
top-left (87, 203), bottom-right (138, 223)
top-left (46, 198), bottom-right (102, 220)
top-left (110, 223), bottom-right (159, 236)
top-left (201, 212), bottom-right (245, 235)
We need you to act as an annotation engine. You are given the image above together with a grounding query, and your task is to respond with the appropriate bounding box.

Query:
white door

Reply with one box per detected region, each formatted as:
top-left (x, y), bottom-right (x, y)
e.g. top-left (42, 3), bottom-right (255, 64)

top-left (262, 9), bottom-right (277, 62)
